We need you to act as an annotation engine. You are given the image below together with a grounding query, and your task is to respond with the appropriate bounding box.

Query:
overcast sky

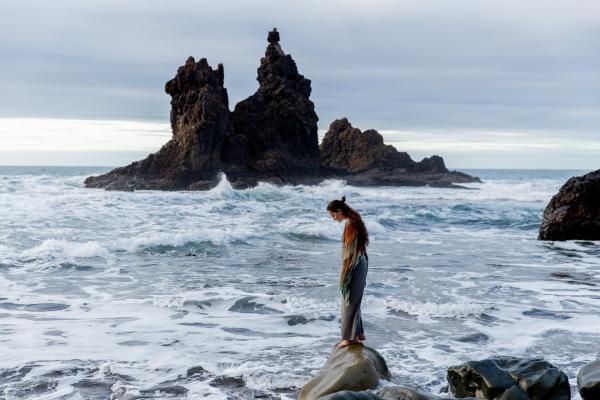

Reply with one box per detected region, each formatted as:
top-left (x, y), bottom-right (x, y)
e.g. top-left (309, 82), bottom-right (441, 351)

top-left (0, 0), bottom-right (598, 168)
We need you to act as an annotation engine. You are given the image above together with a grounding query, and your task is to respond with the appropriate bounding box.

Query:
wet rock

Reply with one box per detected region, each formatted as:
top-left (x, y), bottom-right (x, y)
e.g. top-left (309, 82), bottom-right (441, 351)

top-left (539, 169), bottom-right (600, 240)
top-left (285, 314), bottom-right (311, 325)
top-left (85, 56), bottom-right (234, 190)
top-left (186, 365), bottom-right (209, 379)
top-left (228, 296), bottom-right (283, 314)
top-left (141, 384), bottom-right (189, 396)
top-left (210, 375), bottom-right (245, 388)
top-left (299, 343), bottom-right (391, 400)
top-left (447, 357), bottom-right (570, 400)
top-left (494, 385), bottom-right (530, 400)
top-left (320, 118), bottom-right (480, 188)
top-left (208, 375), bottom-right (261, 398)
top-left (578, 360), bottom-right (600, 399)
top-left (456, 332), bottom-right (490, 344)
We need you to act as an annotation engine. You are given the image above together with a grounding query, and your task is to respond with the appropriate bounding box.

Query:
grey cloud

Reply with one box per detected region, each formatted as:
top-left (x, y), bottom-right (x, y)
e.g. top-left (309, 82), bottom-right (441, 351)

top-left (0, 0), bottom-right (598, 135)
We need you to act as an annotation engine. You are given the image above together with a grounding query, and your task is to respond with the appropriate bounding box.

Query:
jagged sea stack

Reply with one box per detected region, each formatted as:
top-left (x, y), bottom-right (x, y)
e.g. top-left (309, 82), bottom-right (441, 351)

top-left (224, 28), bottom-right (323, 187)
top-left (85, 29), bottom-right (480, 191)
top-left (85, 57), bottom-right (233, 190)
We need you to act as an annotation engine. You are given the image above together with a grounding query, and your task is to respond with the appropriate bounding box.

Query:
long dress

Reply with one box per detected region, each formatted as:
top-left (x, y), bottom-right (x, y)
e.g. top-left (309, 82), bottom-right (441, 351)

top-left (339, 220), bottom-right (368, 340)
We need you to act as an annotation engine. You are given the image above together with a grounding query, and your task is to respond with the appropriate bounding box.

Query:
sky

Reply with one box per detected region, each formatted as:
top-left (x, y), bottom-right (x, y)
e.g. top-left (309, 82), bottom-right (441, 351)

top-left (0, 0), bottom-right (598, 169)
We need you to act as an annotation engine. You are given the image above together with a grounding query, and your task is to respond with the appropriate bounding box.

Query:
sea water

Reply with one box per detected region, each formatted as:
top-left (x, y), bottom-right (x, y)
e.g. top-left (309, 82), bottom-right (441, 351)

top-left (0, 167), bottom-right (598, 399)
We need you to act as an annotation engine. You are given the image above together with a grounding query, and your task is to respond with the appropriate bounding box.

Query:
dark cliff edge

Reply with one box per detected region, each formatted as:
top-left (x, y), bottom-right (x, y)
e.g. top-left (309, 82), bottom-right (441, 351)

top-left (85, 29), bottom-right (480, 191)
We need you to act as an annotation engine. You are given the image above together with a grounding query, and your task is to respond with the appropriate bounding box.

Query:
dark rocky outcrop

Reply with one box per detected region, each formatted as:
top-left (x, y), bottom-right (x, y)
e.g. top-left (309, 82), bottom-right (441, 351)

top-left (85, 29), bottom-right (479, 191)
top-left (85, 57), bottom-right (233, 190)
top-left (299, 343), bottom-right (391, 400)
top-left (447, 357), bottom-right (570, 400)
top-left (224, 28), bottom-right (323, 187)
top-left (320, 118), bottom-right (480, 188)
top-left (538, 169), bottom-right (600, 240)
top-left (578, 360), bottom-right (600, 400)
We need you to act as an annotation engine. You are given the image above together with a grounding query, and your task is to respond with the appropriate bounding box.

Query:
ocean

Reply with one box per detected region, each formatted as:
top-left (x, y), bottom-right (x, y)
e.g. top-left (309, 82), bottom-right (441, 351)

top-left (0, 167), bottom-right (598, 399)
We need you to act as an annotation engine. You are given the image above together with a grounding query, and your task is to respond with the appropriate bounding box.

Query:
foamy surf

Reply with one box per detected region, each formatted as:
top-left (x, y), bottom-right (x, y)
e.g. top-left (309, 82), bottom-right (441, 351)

top-left (0, 167), bottom-right (596, 399)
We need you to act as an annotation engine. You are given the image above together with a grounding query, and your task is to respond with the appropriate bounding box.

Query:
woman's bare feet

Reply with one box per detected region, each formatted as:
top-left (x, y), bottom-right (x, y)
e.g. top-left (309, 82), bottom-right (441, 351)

top-left (358, 333), bottom-right (366, 341)
top-left (337, 338), bottom-right (360, 348)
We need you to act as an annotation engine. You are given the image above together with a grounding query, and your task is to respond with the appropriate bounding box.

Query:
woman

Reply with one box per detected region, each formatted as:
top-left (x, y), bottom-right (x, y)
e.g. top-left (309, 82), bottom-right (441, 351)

top-left (327, 196), bottom-right (369, 348)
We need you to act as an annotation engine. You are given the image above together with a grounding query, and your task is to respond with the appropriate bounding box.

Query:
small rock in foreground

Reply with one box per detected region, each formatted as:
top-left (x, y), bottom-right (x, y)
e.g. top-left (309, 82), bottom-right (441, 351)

top-left (578, 360), bottom-right (600, 400)
top-left (447, 356), bottom-right (570, 400)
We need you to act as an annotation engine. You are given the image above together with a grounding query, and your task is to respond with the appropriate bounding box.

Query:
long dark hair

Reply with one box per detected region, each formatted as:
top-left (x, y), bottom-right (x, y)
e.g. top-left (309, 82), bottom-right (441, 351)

top-left (327, 196), bottom-right (369, 252)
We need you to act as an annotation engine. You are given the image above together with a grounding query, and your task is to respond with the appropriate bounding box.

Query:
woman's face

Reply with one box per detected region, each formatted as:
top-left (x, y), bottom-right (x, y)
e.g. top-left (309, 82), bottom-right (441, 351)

top-left (328, 210), bottom-right (345, 222)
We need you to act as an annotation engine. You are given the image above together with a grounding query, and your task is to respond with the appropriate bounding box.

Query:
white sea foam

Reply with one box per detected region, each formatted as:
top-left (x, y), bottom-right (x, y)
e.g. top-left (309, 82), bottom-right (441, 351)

top-left (20, 239), bottom-right (111, 260)
top-left (116, 227), bottom-right (255, 251)
top-left (152, 295), bottom-right (185, 307)
top-left (0, 168), bottom-right (594, 398)
top-left (384, 298), bottom-right (487, 318)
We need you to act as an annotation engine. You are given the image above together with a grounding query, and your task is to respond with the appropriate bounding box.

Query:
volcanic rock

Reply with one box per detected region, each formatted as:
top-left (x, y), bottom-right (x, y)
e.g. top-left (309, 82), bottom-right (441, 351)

top-left (299, 343), bottom-right (391, 400)
top-left (85, 29), bottom-right (480, 191)
top-left (224, 28), bottom-right (322, 187)
top-left (320, 118), bottom-right (480, 188)
top-left (538, 169), bottom-right (600, 240)
top-left (85, 57), bottom-right (233, 190)
top-left (447, 357), bottom-right (570, 400)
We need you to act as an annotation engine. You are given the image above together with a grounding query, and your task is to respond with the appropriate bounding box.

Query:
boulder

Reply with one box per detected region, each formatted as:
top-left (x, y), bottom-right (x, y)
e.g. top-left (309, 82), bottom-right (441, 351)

top-left (578, 360), bottom-right (600, 399)
top-left (299, 343), bottom-right (391, 400)
top-left (447, 357), bottom-right (570, 399)
top-left (85, 57), bottom-right (233, 190)
top-left (225, 28), bottom-right (323, 187)
top-left (320, 118), bottom-right (480, 188)
top-left (539, 169), bottom-right (600, 240)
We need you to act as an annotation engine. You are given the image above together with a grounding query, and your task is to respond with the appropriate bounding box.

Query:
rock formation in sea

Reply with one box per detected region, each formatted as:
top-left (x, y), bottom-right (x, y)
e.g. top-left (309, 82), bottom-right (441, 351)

top-left (85, 29), bottom-right (479, 191)
top-left (538, 169), bottom-right (600, 240)
top-left (84, 57), bottom-right (233, 190)
top-left (447, 357), bottom-right (570, 399)
top-left (224, 28), bottom-right (323, 188)
top-left (320, 118), bottom-right (480, 188)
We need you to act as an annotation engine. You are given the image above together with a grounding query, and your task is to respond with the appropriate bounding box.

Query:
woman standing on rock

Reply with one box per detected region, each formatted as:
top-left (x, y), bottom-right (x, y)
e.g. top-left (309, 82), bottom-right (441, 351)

top-left (327, 196), bottom-right (369, 348)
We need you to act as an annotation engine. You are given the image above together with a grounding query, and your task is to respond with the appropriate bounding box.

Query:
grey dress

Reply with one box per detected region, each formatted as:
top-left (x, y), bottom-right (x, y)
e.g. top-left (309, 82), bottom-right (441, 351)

top-left (339, 220), bottom-right (368, 340)
top-left (340, 254), bottom-right (368, 340)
